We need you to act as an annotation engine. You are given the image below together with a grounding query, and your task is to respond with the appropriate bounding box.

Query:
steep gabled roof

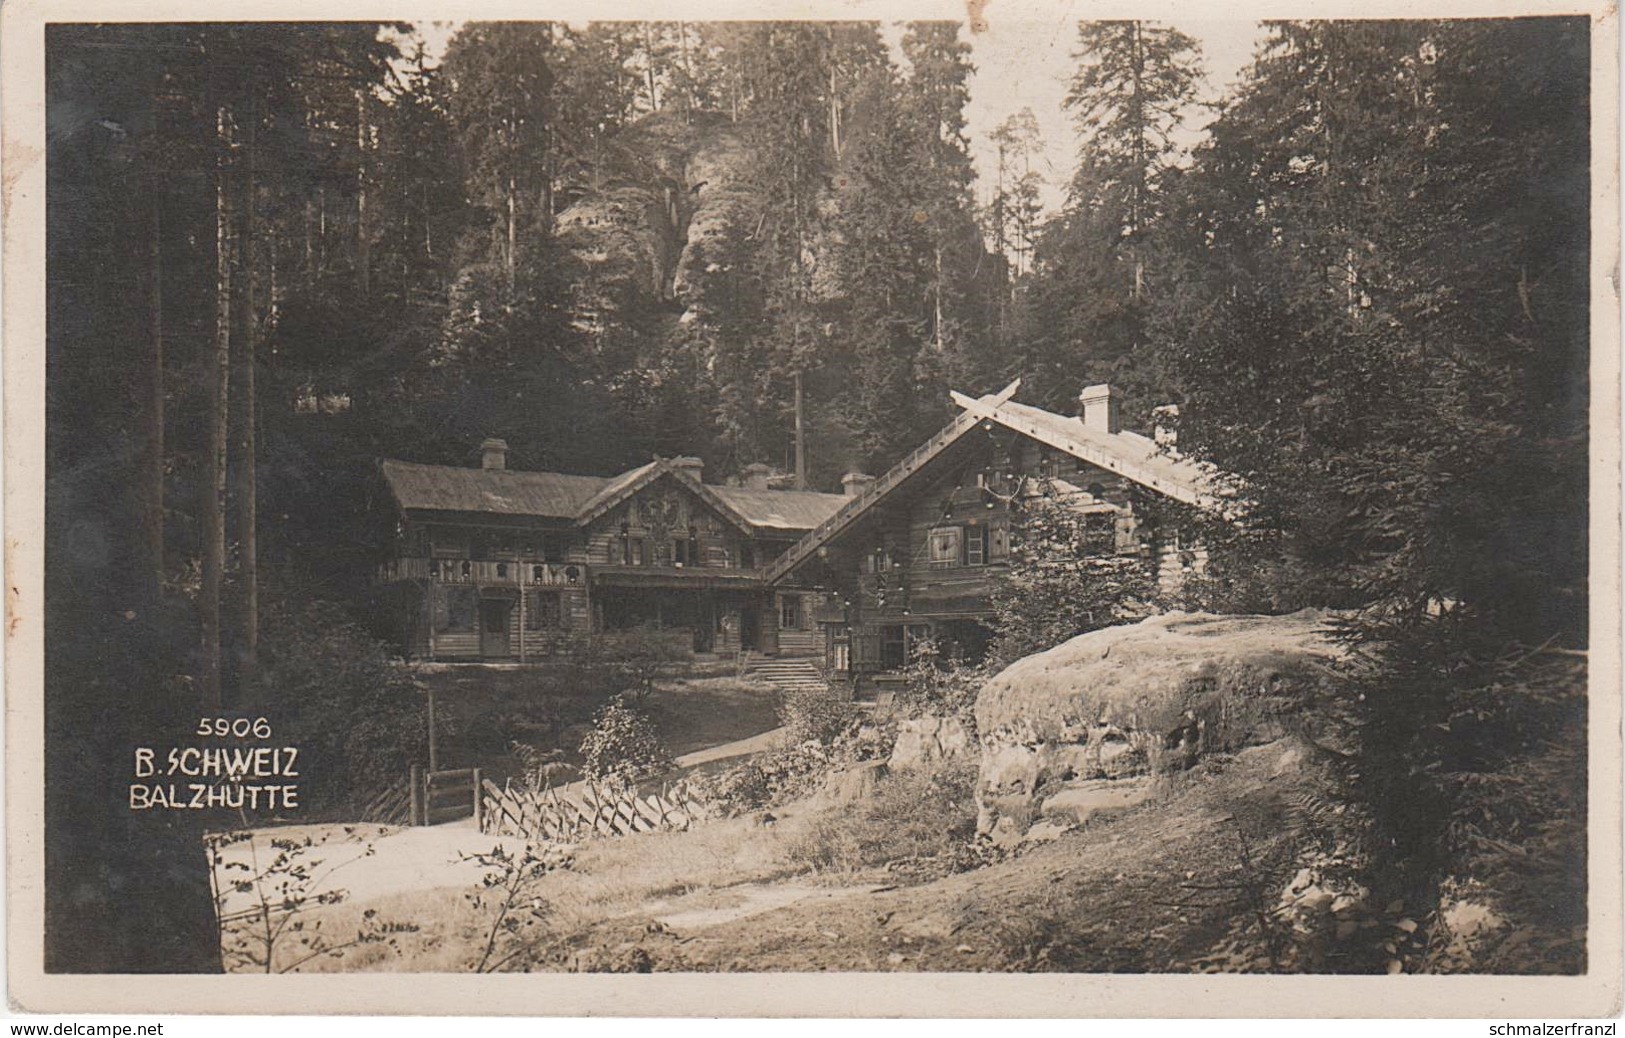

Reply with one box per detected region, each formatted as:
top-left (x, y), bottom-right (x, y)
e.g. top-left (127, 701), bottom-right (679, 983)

top-left (765, 380), bottom-right (1230, 584)
top-left (955, 394), bottom-right (1222, 511)
top-left (380, 459), bottom-right (609, 520)
top-left (762, 407), bottom-right (990, 584)
top-left (572, 461), bottom-right (664, 526)
top-left (573, 459), bottom-right (763, 535)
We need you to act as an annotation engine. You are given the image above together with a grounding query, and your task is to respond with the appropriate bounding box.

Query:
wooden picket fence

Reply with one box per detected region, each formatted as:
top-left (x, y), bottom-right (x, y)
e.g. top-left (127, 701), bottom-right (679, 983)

top-left (479, 774), bottom-right (713, 842)
top-left (358, 776), bottom-right (413, 826)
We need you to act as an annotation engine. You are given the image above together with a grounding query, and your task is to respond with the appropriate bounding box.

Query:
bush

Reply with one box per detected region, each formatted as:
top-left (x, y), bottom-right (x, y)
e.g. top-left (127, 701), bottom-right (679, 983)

top-left (777, 684), bottom-right (858, 745)
top-left (690, 723), bottom-right (897, 815)
top-left (557, 626), bottom-right (688, 705)
top-left (893, 638), bottom-right (984, 725)
top-left (578, 694), bottom-right (673, 781)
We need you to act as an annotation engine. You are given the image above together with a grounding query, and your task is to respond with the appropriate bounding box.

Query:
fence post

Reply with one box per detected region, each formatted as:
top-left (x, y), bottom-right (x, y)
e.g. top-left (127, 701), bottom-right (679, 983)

top-left (410, 765), bottom-right (424, 827)
top-left (473, 768), bottom-right (484, 832)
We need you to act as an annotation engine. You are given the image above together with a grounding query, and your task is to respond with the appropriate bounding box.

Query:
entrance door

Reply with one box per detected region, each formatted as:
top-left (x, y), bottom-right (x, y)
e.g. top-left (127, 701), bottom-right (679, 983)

top-left (740, 604), bottom-right (760, 651)
top-left (880, 624), bottom-right (906, 669)
top-left (480, 599), bottom-right (512, 657)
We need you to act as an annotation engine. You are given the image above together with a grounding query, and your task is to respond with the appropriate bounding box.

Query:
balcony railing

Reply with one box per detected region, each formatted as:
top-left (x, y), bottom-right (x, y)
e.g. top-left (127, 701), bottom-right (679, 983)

top-left (378, 557), bottom-right (586, 587)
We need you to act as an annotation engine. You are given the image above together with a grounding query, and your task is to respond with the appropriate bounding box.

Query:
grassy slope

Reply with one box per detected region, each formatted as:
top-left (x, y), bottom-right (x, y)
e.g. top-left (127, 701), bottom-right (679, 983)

top-left (278, 735), bottom-right (1340, 973)
top-left (562, 738), bottom-right (1341, 973)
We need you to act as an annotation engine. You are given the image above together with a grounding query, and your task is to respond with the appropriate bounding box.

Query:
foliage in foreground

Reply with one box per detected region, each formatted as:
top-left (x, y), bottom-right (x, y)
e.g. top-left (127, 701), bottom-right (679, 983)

top-left (251, 597), bottom-right (426, 815)
top-left (987, 490), bottom-right (1158, 667)
top-left (208, 827), bottom-right (418, 973)
top-left (461, 842), bottom-right (573, 973)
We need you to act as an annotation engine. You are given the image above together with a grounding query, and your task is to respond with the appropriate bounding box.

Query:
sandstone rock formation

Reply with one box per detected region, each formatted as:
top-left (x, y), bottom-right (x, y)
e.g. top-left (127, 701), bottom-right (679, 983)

top-left (973, 610), bottom-right (1344, 843)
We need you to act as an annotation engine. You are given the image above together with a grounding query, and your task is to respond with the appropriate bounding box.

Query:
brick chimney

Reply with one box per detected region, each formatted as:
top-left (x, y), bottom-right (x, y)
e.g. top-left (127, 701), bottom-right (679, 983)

top-left (841, 471), bottom-right (876, 498)
top-left (671, 456), bottom-right (705, 482)
top-left (1079, 384), bottom-right (1121, 435)
top-left (480, 437), bottom-right (508, 470)
top-left (741, 462), bottom-right (773, 491)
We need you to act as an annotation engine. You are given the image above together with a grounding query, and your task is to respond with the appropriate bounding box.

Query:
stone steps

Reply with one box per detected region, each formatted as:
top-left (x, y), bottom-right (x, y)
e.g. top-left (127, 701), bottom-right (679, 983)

top-left (742, 656), bottom-right (829, 697)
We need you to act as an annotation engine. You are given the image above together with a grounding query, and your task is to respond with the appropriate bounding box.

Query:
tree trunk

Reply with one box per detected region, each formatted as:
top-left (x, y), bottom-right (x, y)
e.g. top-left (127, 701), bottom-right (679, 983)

top-left (233, 108), bottom-right (259, 695)
top-left (828, 46), bottom-right (842, 157)
top-left (203, 105), bottom-right (232, 711)
top-left (355, 89), bottom-right (370, 298)
top-left (141, 190), bottom-right (165, 604)
top-left (934, 244), bottom-right (945, 352)
top-left (1129, 22), bottom-right (1146, 304)
top-left (506, 172), bottom-right (517, 302)
top-left (642, 22), bottom-right (660, 112)
top-left (794, 369), bottom-right (807, 489)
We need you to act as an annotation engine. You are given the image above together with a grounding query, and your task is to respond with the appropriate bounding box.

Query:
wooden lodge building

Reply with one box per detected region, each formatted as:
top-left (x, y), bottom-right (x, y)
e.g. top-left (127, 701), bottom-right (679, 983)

top-left (763, 381), bottom-right (1227, 680)
top-left (375, 382), bottom-right (1227, 671)
top-left (376, 439), bottom-right (849, 661)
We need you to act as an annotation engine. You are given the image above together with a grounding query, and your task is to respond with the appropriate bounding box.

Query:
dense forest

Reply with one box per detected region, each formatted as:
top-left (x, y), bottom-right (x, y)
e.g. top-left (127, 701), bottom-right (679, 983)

top-left (44, 18), bottom-right (1589, 971)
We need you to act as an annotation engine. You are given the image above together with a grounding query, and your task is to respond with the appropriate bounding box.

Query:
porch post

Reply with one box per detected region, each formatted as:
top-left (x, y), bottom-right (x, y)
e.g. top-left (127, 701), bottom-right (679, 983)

top-left (425, 581), bottom-right (436, 660)
top-left (517, 558), bottom-right (527, 664)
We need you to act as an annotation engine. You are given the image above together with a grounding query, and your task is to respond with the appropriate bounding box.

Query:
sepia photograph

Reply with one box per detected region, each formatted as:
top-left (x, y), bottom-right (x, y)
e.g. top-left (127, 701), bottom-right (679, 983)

top-left (6, 0), bottom-right (1619, 1017)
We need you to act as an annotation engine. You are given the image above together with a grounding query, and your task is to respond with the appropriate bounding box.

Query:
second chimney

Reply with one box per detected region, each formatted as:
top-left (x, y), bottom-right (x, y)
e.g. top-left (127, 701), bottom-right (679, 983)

top-left (1079, 384), bottom-right (1121, 435)
top-left (481, 437), bottom-right (509, 470)
top-left (741, 462), bottom-right (773, 491)
top-left (841, 472), bottom-right (876, 498)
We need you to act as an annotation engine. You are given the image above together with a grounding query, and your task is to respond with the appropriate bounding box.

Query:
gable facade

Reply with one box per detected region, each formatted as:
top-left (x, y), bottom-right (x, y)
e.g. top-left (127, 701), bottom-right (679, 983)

top-left (767, 382), bottom-right (1227, 679)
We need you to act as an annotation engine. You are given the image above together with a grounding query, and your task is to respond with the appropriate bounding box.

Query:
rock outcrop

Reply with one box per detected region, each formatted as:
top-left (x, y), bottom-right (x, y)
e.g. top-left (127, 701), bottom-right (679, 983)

top-left (887, 716), bottom-right (974, 771)
top-left (973, 610), bottom-right (1343, 844)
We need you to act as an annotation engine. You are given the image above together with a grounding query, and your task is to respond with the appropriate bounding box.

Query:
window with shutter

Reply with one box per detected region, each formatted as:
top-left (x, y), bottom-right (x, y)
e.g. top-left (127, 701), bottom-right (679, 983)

top-left (929, 526), bottom-right (962, 568)
top-left (989, 522), bottom-right (1010, 560)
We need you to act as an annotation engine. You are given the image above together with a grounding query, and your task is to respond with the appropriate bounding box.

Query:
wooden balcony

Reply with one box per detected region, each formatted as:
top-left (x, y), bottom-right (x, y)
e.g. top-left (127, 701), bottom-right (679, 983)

top-left (378, 557), bottom-right (586, 587)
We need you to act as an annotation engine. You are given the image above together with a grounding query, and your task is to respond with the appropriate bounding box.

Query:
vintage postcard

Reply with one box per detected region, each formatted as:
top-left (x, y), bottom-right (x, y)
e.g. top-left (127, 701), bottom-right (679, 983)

top-left (4, 0), bottom-right (1620, 1018)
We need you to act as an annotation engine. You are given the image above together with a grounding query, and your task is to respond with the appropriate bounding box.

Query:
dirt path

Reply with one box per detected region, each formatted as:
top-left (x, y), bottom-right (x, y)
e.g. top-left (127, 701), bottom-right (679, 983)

top-left (673, 726), bottom-right (785, 768)
top-left (212, 818), bottom-right (521, 916)
top-left (645, 881), bottom-right (884, 930)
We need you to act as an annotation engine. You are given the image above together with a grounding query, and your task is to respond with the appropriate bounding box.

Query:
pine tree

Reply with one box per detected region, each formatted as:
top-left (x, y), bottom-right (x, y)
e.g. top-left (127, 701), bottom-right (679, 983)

top-left (1020, 21), bottom-right (1203, 415)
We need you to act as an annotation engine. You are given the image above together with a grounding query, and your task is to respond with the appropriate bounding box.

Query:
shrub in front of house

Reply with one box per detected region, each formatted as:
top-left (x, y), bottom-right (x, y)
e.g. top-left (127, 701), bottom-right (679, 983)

top-left (892, 637), bottom-right (985, 728)
top-left (578, 694), bottom-right (674, 781)
top-left (777, 684), bottom-right (859, 745)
